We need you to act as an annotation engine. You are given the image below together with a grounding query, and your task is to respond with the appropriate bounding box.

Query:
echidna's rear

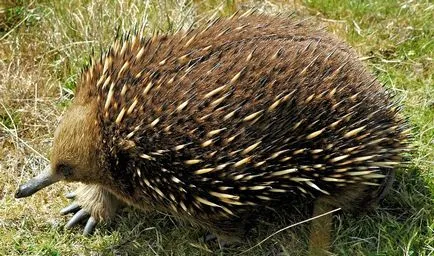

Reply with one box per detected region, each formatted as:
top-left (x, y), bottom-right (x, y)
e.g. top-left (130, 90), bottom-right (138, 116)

top-left (16, 13), bottom-right (410, 252)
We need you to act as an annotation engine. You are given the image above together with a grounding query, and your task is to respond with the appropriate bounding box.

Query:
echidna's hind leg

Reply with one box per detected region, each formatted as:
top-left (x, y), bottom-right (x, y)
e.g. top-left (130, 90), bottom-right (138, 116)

top-left (307, 169), bottom-right (396, 255)
top-left (308, 197), bottom-right (334, 256)
top-left (202, 232), bottom-right (233, 248)
top-left (60, 184), bottom-right (123, 235)
top-left (200, 216), bottom-right (250, 247)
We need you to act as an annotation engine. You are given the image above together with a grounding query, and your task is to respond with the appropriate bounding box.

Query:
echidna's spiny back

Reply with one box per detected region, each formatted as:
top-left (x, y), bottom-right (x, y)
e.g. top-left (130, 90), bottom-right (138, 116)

top-left (75, 14), bottom-right (408, 222)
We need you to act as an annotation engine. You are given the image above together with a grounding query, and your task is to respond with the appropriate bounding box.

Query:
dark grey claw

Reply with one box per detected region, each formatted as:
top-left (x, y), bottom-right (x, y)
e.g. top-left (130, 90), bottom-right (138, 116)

top-left (60, 203), bottom-right (81, 215)
top-left (65, 209), bottom-right (89, 229)
top-left (65, 191), bottom-right (76, 199)
top-left (204, 232), bottom-right (217, 242)
top-left (83, 216), bottom-right (97, 236)
top-left (203, 232), bottom-right (230, 247)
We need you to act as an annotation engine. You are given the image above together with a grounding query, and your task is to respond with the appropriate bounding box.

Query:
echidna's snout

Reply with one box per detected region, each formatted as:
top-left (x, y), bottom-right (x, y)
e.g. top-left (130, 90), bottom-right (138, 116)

top-left (15, 166), bottom-right (61, 198)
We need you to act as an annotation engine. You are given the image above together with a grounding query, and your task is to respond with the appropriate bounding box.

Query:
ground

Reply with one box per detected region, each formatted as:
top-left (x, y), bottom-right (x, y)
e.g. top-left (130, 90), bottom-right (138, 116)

top-left (0, 0), bottom-right (433, 255)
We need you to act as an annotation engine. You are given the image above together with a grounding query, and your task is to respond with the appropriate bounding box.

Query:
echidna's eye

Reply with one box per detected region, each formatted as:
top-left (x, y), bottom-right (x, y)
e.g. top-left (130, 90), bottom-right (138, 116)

top-left (57, 163), bottom-right (73, 177)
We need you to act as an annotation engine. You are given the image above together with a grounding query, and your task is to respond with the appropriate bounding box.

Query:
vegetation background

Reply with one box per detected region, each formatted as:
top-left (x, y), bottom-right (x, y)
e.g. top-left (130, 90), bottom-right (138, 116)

top-left (0, 0), bottom-right (432, 255)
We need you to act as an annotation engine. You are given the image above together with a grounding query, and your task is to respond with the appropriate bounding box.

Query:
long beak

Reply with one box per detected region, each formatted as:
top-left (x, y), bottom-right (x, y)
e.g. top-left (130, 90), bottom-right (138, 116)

top-left (15, 166), bottom-right (61, 198)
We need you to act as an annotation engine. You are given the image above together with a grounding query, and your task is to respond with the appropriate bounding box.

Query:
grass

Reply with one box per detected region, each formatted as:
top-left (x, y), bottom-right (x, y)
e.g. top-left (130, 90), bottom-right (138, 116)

top-left (0, 0), bottom-right (433, 255)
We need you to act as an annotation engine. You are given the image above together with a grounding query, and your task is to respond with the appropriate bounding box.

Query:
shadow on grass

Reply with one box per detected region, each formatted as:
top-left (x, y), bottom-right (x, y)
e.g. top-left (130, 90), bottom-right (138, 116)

top-left (87, 196), bottom-right (314, 255)
top-left (62, 167), bottom-right (432, 255)
top-left (333, 167), bottom-right (433, 255)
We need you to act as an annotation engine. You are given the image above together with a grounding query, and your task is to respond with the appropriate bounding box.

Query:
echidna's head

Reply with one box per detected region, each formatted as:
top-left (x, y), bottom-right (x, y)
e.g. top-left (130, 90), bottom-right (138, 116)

top-left (15, 103), bottom-right (104, 198)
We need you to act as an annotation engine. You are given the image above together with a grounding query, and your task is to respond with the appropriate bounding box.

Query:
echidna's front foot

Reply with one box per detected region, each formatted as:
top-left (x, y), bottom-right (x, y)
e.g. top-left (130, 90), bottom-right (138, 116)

top-left (60, 184), bottom-right (122, 235)
top-left (60, 193), bottom-right (98, 235)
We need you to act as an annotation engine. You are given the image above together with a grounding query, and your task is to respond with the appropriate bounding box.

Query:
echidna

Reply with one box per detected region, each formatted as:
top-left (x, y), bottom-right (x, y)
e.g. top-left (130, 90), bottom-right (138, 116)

top-left (15, 13), bottom-right (409, 252)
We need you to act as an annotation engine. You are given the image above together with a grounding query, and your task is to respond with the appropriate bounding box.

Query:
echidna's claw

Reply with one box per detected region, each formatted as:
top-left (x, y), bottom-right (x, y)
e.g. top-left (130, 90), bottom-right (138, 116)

top-left (204, 232), bottom-right (218, 242)
top-left (61, 195), bottom-right (98, 235)
top-left (60, 185), bottom-right (120, 235)
top-left (203, 232), bottom-right (231, 247)
top-left (65, 209), bottom-right (89, 229)
top-left (65, 191), bottom-right (76, 199)
top-left (83, 216), bottom-right (97, 236)
top-left (60, 203), bottom-right (81, 215)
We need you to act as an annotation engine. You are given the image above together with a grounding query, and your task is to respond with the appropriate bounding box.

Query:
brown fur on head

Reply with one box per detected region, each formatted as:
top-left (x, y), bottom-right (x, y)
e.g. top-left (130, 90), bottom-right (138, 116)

top-left (15, 101), bottom-right (106, 198)
top-left (50, 102), bottom-right (103, 184)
